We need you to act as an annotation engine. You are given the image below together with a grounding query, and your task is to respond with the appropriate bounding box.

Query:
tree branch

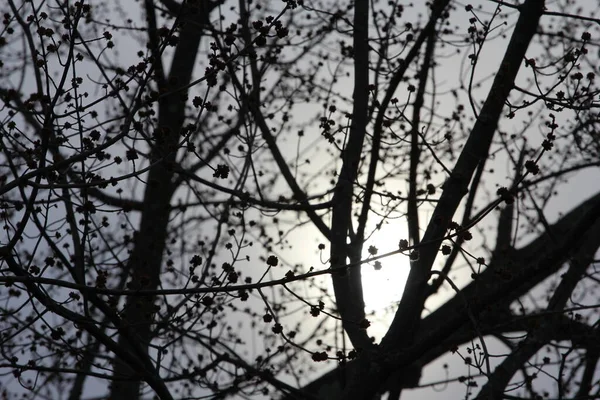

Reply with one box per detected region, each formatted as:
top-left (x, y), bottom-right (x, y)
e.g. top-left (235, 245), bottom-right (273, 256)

top-left (381, 0), bottom-right (547, 352)
top-left (329, 0), bottom-right (371, 351)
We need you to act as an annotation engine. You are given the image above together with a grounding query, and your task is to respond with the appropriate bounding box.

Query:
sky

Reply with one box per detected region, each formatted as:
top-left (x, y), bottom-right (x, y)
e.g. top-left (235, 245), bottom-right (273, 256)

top-left (2, 0), bottom-right (600, 399)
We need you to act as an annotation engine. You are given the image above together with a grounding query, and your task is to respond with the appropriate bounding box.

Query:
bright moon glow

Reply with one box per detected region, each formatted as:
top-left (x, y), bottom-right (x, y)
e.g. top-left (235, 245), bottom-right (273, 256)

top-left (361, 220), bottom-right (411, 337)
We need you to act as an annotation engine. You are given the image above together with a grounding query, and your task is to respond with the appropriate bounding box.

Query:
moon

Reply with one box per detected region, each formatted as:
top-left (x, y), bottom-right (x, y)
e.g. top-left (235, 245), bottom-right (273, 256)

top-left (360, 219), bottom-right (411, 339)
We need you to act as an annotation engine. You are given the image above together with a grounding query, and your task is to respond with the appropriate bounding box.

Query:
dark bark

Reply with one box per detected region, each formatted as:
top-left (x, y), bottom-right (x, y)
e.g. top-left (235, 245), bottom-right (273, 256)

top-left (3, 0), bottom-right (599, 399)
top-left (110, 2), bottom-right (210, 398)
top-left (381, 0), bottom-right (546, 353)
top-left (406, 28), bottom-right (436, 247)
top-left (3, 253), bottom-right (174, 400)
top-left (329, 0), bottom-right (372, 352)
top-left (292, 189), bottom-right (600, 399)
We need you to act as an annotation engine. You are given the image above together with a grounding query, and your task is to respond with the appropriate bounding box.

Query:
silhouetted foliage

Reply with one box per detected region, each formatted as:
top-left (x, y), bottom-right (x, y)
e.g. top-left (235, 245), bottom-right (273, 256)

top-left (1, 1), bottom-right (600, 399)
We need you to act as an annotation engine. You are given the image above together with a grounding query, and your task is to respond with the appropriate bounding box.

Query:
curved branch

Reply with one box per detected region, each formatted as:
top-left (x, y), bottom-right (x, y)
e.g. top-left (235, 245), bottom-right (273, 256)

top-left (406, 29), bottom-right (436, 247)
top-left (329, 0), bottom-right (371, 351)
top-left (233, 0), bottom-right (331, 241)
top-left (295, 189), bottom-right (600, 400)
top-left (381, 0), bottom-right (546, 352)
top-left (2, 253), bottom-right (174, 400)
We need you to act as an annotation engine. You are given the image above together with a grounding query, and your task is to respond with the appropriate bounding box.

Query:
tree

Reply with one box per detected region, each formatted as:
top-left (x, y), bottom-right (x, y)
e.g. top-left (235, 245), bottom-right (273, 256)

top-left (1, 0), bottom-right (600, 399)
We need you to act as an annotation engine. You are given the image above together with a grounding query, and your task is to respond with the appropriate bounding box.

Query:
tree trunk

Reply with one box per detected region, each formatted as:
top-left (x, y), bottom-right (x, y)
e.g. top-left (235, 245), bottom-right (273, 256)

top-left (110, 2), bottom-right (208, 398)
